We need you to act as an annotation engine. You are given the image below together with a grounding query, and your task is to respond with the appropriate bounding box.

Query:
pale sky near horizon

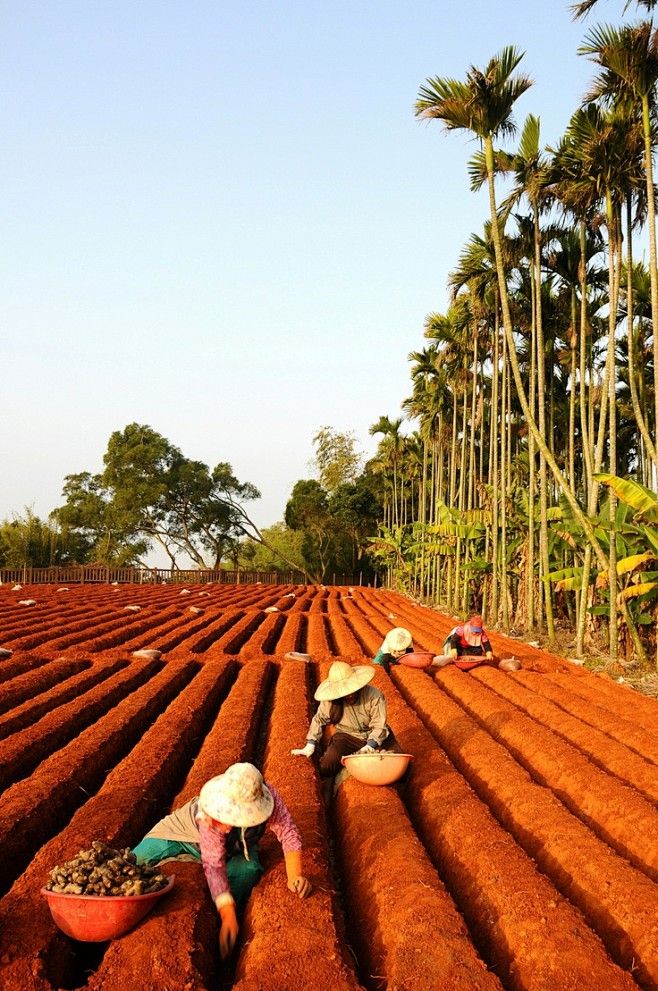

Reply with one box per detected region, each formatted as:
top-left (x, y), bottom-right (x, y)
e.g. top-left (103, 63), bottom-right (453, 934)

top-left (1, 0), bottom-right (632, 555)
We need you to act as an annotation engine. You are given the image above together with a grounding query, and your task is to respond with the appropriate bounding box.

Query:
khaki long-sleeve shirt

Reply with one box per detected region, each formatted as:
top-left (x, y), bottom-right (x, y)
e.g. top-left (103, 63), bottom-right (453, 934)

top-left (307, 684), bottom-right (390, 748)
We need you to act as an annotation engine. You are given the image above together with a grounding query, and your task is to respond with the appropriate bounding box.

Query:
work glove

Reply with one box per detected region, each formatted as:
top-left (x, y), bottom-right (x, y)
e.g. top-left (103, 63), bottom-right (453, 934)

top-left (217, 900), bottom-right (239, 960)
top-left (356, 744), bottom-right (376, 754)
top-left (486, 651), bottom-right (493, 661)
top-left (450, 649), bottom-right (458, 658)
top-left (291, 742), bottom-right (315, 757)
top-left (285, 850), bottom-right (312, 898)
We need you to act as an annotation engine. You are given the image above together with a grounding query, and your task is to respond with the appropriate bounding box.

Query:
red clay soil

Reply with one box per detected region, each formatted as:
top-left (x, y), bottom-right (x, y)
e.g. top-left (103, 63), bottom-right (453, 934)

top-left (0, 656), bottom-right (127, 741)
top-left (233, 661), bottom-right (366, 991)
top-left (472, 664), bottom-right (658, 805)
top-left (0, 653), bottom-right (51, 684)
top-left (514, 668), bottom-right (658, 764)
top-left (0, 657), bottom-right (158, 791)
top-left (384, 668), bottom-right (637, 991)
top-left (0, 657), bottom-right (89, 714)
top-left (1, 583), bottom-right (657, 991)
top-left (436, 665), bottom-right (658, 882)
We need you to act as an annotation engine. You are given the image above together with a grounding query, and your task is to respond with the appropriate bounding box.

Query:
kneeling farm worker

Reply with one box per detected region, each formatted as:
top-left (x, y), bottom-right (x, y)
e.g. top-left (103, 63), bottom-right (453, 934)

top-left (432, 614), bottom-right (494, 671)
top-left (372, 626), bottom-right (414, 673)
top-left (133, 762), bottom-right (311, 959)
top-left (291, 661), bottom-right (403, 776)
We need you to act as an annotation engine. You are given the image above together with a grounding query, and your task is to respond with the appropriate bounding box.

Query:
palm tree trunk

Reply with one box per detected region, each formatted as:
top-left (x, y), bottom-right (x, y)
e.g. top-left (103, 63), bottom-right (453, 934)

top-left (606, 191), bottom-right (620, 659)
top-left (533, 201), bottom-right (555, 643)
top-left (482, 136), bottom-right (610, 583)
top-left (468, 330), bottom-right (479, 511)
top-left (491, 312), bottom-right (500, 623)
top-left (500, 335), bottom-right (510, 628)
top-left (624, 194), bottom-right (658, 468)
top-left (642, 93), bottom-right (658, 489)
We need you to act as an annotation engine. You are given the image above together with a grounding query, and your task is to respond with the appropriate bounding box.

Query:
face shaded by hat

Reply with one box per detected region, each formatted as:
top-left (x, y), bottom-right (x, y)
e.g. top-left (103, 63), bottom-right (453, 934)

top-left (198, 762), bottom-right (274, 827)
top-left (314, 661), bottom-right (375, 702)
top-left (468, 615), bottom-right (483, 633)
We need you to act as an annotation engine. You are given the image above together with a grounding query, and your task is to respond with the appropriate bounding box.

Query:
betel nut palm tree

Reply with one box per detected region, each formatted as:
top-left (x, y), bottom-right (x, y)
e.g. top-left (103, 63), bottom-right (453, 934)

top-left (571, 0), bottom-right (658, 22)
top-left (414, 47), bottom-right (612, 648)
top-left (579, 20), bottom-right (658, 479)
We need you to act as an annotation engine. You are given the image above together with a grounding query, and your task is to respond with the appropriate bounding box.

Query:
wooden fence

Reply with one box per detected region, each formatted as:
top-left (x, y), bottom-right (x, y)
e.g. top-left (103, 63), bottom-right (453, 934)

top-left (0, 566), bottom-right (364, 586)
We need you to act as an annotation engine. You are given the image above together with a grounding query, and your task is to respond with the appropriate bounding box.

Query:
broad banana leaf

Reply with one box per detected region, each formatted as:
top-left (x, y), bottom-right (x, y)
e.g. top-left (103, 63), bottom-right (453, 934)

top-left (556, 576), bottom-right (583, 591)
top-left (548, 566), bottom-right (583, 583)
top-left (617, 581), bottom-right (658, 602)
top-left (594, 473), bottom-right (658, 522)
top-left (615, 552), bottom-right (656, 575)
top-left (554, 528), bottom-right (577, 548)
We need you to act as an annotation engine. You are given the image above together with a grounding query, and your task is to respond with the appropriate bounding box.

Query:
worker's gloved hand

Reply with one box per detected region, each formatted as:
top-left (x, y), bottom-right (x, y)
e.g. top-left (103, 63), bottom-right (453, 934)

top-left (450, 649), bottom-right (458, 658)
top-left (291, 742), bottom-right (315, 757)
top-left (486, 651), bottom-right (494, 661)
top-left (356, 744), bottom-right (376, 754)
top-left (218, 901), bottom-right (239, 960)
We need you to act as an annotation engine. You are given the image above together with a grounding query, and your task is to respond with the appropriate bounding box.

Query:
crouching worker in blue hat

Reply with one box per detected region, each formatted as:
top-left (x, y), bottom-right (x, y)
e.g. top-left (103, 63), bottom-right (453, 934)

top-left (132, 762), bottom-right (311, 959)
top-left (291, 661), bottom-right (403, 777)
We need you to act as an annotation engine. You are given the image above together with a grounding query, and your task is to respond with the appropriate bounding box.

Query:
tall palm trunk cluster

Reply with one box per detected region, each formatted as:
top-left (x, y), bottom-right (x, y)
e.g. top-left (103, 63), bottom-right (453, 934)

top-left (368, 2), bottom-right (658, 666)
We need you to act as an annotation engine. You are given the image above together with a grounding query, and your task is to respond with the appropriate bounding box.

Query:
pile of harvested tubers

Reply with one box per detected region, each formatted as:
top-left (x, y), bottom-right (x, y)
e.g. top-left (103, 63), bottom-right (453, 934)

top-left (44, 841), bottom-right (169, 896)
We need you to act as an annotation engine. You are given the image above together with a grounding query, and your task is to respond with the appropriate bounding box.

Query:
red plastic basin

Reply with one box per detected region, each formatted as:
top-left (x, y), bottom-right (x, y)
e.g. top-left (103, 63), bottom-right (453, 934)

top-left (41, 876), bottom-right (175, 942)
top-left (454, 657), bottom-right (486, 671)
top-left (399, 651), bottom-right (435, 669)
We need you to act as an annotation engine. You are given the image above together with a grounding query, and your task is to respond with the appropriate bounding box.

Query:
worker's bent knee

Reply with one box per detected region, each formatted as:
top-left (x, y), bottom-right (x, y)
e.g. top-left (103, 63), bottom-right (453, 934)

top-left (319, 757), bottom-right (343, 778)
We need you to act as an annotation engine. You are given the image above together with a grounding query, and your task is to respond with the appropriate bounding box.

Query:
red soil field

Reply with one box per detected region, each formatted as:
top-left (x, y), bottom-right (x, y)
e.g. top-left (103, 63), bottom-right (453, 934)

top-left (0, 582), bottom-right (656, 991)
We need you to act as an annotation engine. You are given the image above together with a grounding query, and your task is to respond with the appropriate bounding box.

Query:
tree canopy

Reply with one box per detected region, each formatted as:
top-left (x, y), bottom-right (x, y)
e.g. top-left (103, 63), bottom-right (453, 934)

top-left (54, 423), bottom-right (261, 569)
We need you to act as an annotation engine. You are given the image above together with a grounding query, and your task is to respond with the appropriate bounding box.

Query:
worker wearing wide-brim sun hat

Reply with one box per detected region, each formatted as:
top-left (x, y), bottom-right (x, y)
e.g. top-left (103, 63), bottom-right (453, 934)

top-left (133, 762), bottom-right (311, 960)
top-left (372, 626), bottom-right (414, 674)
top-left (291, 661), bottom-right (403, 776)
top-left (432, 614), bottom-right (494, 670)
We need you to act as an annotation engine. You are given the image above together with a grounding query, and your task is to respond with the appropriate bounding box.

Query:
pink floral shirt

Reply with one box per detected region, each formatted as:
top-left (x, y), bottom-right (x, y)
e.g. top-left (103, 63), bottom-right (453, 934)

top-left (197, 783), bottom-right (301, 904)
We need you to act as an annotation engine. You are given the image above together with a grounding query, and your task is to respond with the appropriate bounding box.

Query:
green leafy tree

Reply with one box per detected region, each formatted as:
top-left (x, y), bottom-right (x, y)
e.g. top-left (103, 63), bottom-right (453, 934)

top-left (285, 480), bottom-right (333, 581)
top-left (55, 423), bottom-right (315, 578)
top-left (310, 427), bottom-right (363, 493)
top-left (55, 472), bottom-right (148, 565)
top-left (329, 475), bottom-right (381, 573)
top-left (0, 508), bottom-right (87, 568)
top-left (238, 523), bottom-right (306, 573)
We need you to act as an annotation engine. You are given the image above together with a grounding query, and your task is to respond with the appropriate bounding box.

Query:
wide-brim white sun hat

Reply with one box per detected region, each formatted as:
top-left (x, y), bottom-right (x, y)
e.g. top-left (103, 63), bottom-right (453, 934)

top-left (198, 763), bottom-right (274, 827)
top-left (384, 627), bottom-right (412, 656)
top-left (314, 661), bottom-right (375, 702)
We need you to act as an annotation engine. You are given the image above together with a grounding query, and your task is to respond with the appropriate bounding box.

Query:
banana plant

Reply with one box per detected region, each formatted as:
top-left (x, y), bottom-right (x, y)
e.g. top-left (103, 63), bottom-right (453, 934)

top-left (548, 474), bottom-right (657, 663)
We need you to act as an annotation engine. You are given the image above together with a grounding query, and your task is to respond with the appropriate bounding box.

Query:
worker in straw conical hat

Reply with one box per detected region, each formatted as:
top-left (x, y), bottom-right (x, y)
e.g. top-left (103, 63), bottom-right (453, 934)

top-left (133, 762), bottom-right (311, 960)
top-left (372, 626), bottom-right (414, 673)
top-left (291, 661), bottom-right (403, 777)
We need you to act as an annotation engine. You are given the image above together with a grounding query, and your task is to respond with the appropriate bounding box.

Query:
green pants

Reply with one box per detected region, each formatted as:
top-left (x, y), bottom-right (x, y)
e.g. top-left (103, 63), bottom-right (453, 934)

top-left (132, 838), bottom-right (265, 911)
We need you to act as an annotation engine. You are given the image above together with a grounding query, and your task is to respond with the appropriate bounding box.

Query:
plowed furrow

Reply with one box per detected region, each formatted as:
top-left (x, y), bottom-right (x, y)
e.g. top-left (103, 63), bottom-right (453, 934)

top-left (386, 666), bottom-right (638, 991)
top-left (0, 657), bottom-right (89, 714)
top-left (0, 658), bottom-right (235, 991)
top-left (515, 669), bottom-right (658, 765)
top-left (395, 667), bottom-right (658, 989)
top-left (473, 665), bottom-right (658, 805)
top-left (0, 657), bottom-right (160, 791)
top-left (0, 657), bottom-right (127, 741)
top-left (233, 662), bottom-right (366, 991)
top-left (0, 658), bottom-right (196, 893)
top-left (436, 666), bottom-right (658, 881)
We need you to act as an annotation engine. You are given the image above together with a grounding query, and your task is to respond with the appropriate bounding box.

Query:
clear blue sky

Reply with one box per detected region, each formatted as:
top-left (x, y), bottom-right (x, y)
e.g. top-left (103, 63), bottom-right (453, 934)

top-left (1, 0), bottom-right (631, 544)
